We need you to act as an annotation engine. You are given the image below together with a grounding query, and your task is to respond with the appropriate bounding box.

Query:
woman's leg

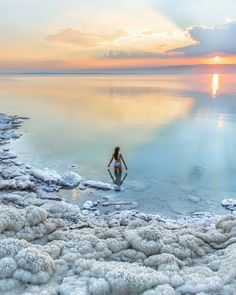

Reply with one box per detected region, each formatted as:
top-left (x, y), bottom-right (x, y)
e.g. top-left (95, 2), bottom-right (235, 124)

top-left (114, 166), bottom-right (122, 176)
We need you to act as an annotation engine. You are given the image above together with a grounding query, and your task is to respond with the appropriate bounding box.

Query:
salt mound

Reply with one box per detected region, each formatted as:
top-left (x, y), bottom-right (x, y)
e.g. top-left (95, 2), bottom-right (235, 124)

top-left (0, 192), bottom-right (236, 294)
top-left (30, 168), bottom-right (62, 184)
top-left (30, 168), bottom-right (82, 191)
top-left (61, 171), bottom-right (82, 187)
top-left (221, 199), bottom-right (236, 212)
top-left (0, 239), bottom-right (55, 285)
top-left (84, 180), bottom-right (114, 190)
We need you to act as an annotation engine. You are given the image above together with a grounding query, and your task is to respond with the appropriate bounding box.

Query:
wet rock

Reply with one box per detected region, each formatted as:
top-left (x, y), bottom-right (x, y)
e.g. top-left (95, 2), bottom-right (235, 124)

top-left (84, 180), bottom-right (114, 191)
top-left (83, 201), bottom-right (94, 210)
top-left (221, 199), bottom-right (236, 212)
top-left (61, 172), bottom-right (82, 188)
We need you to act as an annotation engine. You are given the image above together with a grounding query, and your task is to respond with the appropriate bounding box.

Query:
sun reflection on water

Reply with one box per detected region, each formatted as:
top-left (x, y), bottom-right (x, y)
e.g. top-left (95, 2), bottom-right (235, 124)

top-left (211, 73), bottom-right (220, 97)
top-left (71, 189), bottom-right (78, 200)
top-left (217, 113), bottom-right (225, 129)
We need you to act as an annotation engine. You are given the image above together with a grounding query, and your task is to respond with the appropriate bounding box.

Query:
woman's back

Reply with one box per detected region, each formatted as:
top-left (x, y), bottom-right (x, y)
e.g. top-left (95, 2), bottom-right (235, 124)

top-left (108, 146), bottom-right (128, 170)
top-left (114, 151), bottom-right (122, 162)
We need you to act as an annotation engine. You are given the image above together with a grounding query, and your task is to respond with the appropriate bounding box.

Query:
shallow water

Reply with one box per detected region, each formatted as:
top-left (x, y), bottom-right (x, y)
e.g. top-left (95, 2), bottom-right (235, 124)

top-left (0, 73), bottom-right (236, 217)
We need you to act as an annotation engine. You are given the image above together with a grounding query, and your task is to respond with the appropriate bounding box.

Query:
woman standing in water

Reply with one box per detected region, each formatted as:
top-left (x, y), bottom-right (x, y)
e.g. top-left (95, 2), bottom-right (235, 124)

top-left (108, 147), bottom-right (128, 173)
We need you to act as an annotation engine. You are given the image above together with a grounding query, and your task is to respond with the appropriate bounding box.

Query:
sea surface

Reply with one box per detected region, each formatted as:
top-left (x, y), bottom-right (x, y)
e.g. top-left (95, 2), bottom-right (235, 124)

top-left (0, 73), bottom-right (236, 217)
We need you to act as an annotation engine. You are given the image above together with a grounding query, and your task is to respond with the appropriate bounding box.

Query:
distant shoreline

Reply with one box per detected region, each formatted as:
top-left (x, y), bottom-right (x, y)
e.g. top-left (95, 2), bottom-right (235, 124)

top-left (1, 63), bottom-right (236, 76)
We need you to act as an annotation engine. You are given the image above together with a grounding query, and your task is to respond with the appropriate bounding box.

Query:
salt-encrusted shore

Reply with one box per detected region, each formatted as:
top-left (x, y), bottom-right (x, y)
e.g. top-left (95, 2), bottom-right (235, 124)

top-left (0, 113), bottom-right (236, 295)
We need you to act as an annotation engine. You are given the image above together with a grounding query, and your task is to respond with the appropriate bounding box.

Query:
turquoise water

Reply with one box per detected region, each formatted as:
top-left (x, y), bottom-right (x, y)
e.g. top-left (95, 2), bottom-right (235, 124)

top-left (0, 73), bottom-right (236, 217)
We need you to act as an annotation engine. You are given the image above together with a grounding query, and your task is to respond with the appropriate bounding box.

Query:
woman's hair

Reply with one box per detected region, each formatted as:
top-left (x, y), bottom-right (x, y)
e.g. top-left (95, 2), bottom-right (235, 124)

top-left (113, 146), bottom-right (120, 160)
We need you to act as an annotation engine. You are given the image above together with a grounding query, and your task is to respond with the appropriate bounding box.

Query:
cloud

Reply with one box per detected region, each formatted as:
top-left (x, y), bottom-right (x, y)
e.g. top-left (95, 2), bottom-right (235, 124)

top-left (104, 20), bottom-right (236, 60)
top-left (46, 26), bottom-right (193, 59)
top-left (175, 21), bottom-right (236, 56)
top-left (46, 28), bottom-right (127, 48)
top-left (104, 50), bottom-right (181, 59)
top-left (101, 29), bottom-right (192, 59)
top-left (106, 20), bottom-right (236, 60)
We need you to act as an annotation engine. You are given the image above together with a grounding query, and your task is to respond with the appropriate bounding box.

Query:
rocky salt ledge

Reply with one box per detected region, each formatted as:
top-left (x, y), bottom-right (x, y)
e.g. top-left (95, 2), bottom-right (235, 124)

top-left (0, 114), bottom-right (236, 295)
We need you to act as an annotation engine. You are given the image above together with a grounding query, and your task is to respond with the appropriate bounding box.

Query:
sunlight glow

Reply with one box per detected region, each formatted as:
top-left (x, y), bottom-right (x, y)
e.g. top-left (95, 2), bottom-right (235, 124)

top-left (71, 189), bottom-right (78, 200)
top-left (2, 1), bottom-right (236, 70)
top-left (217, 114), bottom-right (225, 129)
top-left (211, 73), bottom-right (220, 97)
top-left (213, 56), bottom-right (221, 63)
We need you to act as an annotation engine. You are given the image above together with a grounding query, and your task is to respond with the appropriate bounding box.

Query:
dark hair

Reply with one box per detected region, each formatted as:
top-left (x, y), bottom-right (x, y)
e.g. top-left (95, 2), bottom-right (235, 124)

top-left (113, 147), bottom-right (120, 160)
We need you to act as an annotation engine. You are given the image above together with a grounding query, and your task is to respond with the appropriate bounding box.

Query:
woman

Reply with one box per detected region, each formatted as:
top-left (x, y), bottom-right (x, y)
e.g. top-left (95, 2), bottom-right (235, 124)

top-left (108, 147), bottom-right (128, 173)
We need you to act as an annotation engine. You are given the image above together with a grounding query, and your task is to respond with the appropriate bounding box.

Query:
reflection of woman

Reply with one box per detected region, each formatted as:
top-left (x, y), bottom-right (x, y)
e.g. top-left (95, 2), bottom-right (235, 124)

top-left (108, 168), bottom-right (128, 191)
top-left (108, 147), bottom-right (128, 172)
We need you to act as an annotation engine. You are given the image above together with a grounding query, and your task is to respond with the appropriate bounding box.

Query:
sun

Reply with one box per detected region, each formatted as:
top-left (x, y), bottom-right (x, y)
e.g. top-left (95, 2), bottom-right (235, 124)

top-left (213, 56), bottom-right (221, 63)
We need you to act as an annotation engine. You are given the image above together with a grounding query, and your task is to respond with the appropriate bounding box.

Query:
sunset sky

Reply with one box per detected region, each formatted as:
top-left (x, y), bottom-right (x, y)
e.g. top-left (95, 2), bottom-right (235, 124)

top-left (1, 0), bottom-right (236, 71)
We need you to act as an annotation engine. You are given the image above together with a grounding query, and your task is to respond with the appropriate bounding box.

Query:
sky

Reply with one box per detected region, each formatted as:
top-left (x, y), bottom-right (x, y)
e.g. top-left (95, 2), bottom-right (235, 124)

top-left (1, 0), bottom-right (236, 71)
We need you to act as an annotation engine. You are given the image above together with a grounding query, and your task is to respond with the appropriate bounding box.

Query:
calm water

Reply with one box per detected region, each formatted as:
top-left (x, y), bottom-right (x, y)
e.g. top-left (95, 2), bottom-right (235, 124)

top-left (0, 73), bottom-right (236, 217)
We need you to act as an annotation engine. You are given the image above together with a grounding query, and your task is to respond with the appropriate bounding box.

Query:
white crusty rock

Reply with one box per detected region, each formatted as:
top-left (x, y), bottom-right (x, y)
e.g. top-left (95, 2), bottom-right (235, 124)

top-left (0, 194), bottom-right (236, 294)
top-left (82, 200), bottom-right (94, 210)
top-left (24, 206), bottom-right (48, 226)
top-left (30, 168), bottom-right (62, 184)
top-left (1, 166), bottom-right (26, 179)
top-left (60, 171), bottom-right (82, 187)
top-left (84, 180), bottom-right (114, 190)
top-left (0, 151), bottom-right (17, 160)
top-left (0, 257), bottom-right (17, 279)
top-left (0, 202), bottom-right (65, 242)
top-left (30, 168), bottom-right (82, 191)
top-left (0, 239), bottom-right (55, 287)
top-left (0, 131), bottom-right (21, 140)
top-left (0, 162), bottom-right (35, 191)
top-left (74, 259), bottom-right (169, 295)
top-left (0, 207), bottom-right (26, 233)
top-left (0, 178), bottom-right (35, 191)
top-left (221, 199), bottom-right (236, 212)
top-left (0, 192), bottom-right (46, 207)
top-left (14, 247), bottom-right (55, 283)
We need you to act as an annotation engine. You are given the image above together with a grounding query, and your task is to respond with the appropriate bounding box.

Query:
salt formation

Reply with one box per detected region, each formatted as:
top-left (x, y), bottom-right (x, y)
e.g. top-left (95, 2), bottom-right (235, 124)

top-left (61, 172), bottom-right (83, 187)
top-left (30, 169), bottom-right (83, 192)
top-left (221, 199), bottom-right (236, 212)
top-left (0, 202), bottom-right (64, 293)
top-left (0, 113), bottom-right (236, 294)
top-left (84, 180), bottom-right (114, 190)
top-left (1, 194), bottom-right (236, 295)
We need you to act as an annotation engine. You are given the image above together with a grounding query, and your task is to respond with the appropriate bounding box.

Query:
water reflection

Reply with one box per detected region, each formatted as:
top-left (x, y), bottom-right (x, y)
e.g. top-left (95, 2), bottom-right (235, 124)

top-left (189, 165), bottom-right (204, 179)
top-left (211, 73), bottom-right (220, 97)
top-left (0, 75), bottom-right (194, 150)
top-left (108, 168), bottom-right (128, 191)
top-left (71, 189), bottom-right (78, 200)
top-left (1, 74), bottom-right (236, 216)
top-left (217, 114), bottom-right (225, 129)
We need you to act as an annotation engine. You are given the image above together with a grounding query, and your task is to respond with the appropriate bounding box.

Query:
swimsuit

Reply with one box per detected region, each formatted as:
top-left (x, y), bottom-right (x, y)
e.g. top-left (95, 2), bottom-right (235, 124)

top-left (114, 161), bottom-right (121, 168)
top-left (114, 152), bottom-right (122, 168)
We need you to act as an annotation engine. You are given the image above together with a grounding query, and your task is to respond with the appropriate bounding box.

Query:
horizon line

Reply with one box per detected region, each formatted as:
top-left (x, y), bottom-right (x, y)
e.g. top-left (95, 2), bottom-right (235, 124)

top-left (1, 63), bottom-right (236, 75)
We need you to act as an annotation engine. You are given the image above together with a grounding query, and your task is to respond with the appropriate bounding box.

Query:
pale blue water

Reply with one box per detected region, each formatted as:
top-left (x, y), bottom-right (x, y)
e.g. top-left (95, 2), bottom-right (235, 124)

top-left (0, 73), bottom-right (236, 217)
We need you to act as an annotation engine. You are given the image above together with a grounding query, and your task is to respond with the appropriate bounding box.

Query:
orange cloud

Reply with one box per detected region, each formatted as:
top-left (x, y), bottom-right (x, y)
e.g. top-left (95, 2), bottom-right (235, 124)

top-left (0, 0), bottom-right (197, 70)
top-left (46, 26), bottom-right (193, 56)
top-left (46, 28), bottom-right (127, 48)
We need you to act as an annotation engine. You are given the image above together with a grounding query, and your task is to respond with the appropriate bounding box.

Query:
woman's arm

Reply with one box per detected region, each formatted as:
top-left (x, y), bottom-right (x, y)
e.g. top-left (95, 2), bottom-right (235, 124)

top-left (121, 172), bottom-right (128, 184)
top-left (121, 155), bottom-right (128, 170)
top-left (108, 156), bottom-right (113, 167)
